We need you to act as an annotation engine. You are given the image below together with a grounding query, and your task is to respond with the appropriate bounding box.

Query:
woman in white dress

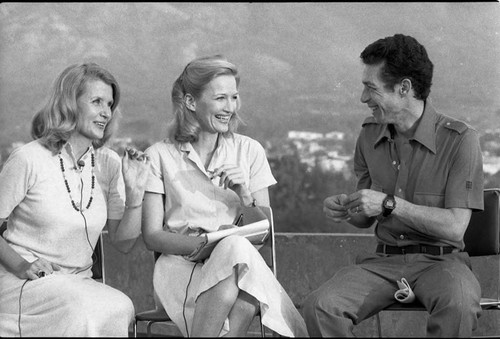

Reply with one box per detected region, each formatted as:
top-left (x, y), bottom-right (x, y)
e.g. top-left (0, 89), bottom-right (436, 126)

top-left (0, 63), bottom-right (150, 336)
top-left (142, 55), bottom-right (308, 337)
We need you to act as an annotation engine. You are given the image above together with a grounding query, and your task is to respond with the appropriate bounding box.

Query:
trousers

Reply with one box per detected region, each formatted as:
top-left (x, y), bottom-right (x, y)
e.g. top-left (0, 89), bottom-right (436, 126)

top-left (302, 251), bottom-right (481, 337)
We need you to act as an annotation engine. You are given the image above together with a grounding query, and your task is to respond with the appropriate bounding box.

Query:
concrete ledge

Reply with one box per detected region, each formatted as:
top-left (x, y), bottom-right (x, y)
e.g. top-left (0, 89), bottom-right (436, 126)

top-left (103, 233), bottom-right (500, 337)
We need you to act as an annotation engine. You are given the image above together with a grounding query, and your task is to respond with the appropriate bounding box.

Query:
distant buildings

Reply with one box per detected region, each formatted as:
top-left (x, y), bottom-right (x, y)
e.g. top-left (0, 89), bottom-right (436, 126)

top-left (0, 128), bottom-right (499, 178)
top-left (483, 154), bottom-right (500, 175)
top-left (282, 128), bottom-right (500, 179)
top-left (286, 130), bottom-right (352, 175)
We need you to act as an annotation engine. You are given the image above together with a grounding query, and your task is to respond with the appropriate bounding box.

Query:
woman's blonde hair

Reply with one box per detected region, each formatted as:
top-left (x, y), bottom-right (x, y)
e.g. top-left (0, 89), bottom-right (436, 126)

top-left (31, 63), bottom-right (121, 154)
top-left (169, 55), bottom-right (243, 143)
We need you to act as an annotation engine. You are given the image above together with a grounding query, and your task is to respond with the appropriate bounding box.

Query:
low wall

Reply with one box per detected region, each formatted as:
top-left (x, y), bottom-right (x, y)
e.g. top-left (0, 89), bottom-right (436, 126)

top-left (103, 233), bottom-right (499, 337)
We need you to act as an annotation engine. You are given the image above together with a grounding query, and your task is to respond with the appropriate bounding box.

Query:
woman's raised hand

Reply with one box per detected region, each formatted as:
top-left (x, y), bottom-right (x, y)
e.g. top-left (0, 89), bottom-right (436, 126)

top-left (121, 147), bottom-right (151, 205)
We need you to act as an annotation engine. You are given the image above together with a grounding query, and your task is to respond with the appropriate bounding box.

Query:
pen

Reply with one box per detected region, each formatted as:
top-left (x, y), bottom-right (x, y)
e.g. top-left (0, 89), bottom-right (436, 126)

top-left (235, 213), bottom-right (243, 226)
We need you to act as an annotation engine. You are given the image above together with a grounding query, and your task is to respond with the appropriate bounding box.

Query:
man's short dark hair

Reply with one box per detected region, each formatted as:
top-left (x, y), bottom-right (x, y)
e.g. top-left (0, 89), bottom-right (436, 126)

top-left (360, 34), bottom-right (434, 100)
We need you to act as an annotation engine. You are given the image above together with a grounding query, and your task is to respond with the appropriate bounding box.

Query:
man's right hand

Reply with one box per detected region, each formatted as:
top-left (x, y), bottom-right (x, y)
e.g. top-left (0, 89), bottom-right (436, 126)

top-left (323, 194), bottom-right (351, 222)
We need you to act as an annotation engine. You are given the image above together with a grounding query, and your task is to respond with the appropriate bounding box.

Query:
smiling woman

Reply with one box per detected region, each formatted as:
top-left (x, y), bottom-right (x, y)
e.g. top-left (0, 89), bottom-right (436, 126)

top-left (0, 62), bottom-right (151, 336)
top-left (141, 55), bottom-right (308, 337)
top-left (76, 79), bottom-right (115, 141)
top-left (184, 74), bottom-right (239, 136)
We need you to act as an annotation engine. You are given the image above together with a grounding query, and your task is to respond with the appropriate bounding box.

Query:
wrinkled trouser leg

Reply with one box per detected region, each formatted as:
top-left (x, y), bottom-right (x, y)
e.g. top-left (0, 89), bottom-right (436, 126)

top-left (411, 252), bottom-right (481, 337)
top-left (302, 252), bottom-right (481, 338)
top-left (302, 254), bottom-right (399, 337)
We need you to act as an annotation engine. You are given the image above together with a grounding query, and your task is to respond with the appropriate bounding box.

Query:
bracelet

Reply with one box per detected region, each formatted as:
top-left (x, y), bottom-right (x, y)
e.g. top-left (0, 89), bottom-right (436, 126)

top-left (125, 202), bottom-right (142, 209)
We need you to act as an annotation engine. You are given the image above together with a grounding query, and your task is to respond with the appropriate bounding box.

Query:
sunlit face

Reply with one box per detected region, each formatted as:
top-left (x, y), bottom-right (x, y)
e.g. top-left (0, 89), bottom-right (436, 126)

top-left (360, 63), bottom-right (402, 124)
top-left (193, 75), bottom-right (239, 134)
top-left (75, 79), bottom-right (114, 141)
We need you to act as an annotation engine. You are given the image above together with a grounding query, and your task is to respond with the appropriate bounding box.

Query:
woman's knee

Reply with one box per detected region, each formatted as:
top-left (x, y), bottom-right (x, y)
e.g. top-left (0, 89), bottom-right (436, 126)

top-left (205, 273), bottom-right (240, 308)
top-left (74, 286), bottom-right (134, 323)
top-left (218, 235), bottom-right (254, 254)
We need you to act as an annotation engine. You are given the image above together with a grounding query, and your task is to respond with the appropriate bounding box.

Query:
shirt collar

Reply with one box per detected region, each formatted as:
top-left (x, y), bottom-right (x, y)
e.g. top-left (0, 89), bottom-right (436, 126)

top-left (374, 123), bottom-right (393, 147)
top-left (411, 101), bottom-right (437, 154)
top-left (61, 142), bottom-right (94, 167)
top-left (179, 134), bottom-right (227, 175)
top-left (373, 101), bottom-right (437, 154)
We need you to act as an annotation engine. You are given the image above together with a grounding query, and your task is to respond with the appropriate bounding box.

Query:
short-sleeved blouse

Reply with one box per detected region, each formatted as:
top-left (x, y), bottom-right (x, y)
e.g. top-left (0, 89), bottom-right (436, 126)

top-left (0, 140), bottom-right (125, 272)
top-left (145, 133), bottom-right (277, 234)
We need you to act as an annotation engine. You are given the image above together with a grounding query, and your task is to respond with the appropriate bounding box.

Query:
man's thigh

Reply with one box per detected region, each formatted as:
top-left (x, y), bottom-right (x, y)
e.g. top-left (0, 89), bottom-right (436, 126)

top-left (313, 254), bottom-right (408, 321)
top-left (410, 252), bottom-right (481, 307)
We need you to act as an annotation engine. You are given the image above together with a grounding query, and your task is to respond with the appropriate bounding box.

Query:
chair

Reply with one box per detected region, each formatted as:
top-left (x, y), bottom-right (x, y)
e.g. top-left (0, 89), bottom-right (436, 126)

top-left (375, 188), bottom-right (500, 337)
top-left (133, 207), bottom-right (276, 337)
top-left (0, 220), bottom-right (6, 236)
top-left (91, 232), bottom-right (106, 283)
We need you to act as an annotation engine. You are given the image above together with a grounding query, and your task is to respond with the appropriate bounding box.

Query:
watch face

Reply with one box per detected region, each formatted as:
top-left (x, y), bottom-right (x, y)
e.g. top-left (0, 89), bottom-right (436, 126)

top-left (382, 195), bottom-right (395, 217)
top-left (383, 195), bottom-right (396, 210)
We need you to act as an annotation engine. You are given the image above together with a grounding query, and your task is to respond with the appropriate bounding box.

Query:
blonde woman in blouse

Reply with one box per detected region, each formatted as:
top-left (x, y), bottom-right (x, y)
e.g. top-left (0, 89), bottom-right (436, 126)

top-left (0, 63), bottom-right (150, 336)
top-left (142, 55), bottom-right (308, 337)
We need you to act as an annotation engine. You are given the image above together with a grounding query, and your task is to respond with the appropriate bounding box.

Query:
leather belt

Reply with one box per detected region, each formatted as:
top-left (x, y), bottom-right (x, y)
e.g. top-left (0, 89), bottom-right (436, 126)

top-left (376, 244), bottom-right (456, 255)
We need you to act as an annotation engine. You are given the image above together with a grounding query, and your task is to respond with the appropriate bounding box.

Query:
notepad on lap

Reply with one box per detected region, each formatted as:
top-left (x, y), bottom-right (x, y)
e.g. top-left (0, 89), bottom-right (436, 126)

top-left (186, 219), bottom-right (270, 262)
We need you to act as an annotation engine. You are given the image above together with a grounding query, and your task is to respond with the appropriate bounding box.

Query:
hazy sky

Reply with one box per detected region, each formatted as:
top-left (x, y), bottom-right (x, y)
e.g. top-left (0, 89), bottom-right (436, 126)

top-left (1, 2), bottom-right (499, 144)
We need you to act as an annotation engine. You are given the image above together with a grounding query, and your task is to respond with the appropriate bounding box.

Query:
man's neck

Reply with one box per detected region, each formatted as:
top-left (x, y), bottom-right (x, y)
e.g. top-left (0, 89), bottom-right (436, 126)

top-left (394, 100), bottom-right (425, 138)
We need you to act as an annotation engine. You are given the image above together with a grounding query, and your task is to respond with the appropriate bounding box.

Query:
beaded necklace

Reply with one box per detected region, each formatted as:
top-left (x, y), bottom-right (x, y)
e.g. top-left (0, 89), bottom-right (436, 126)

top-left (58, 151), bottom-right (96, 212)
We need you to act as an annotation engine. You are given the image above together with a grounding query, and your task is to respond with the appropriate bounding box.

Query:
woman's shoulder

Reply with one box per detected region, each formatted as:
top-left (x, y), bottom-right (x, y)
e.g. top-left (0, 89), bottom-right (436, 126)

top-left (227, 133), bottom-right (265, 152)
top-left (8, 140), bottom-right (51, 162)
top-left (145, 139), bottom-right (179, 156)
top-left (95, 146), bottom-right (122, 172)
top-left (96, 146), bottom-right (121, 162)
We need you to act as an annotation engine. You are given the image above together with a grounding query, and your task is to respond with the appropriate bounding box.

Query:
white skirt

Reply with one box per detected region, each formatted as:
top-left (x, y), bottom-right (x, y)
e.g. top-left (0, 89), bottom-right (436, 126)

top-left (0, 267), bottom-right (134, 337)
top-left (153, 235), bottom-right (308, 337)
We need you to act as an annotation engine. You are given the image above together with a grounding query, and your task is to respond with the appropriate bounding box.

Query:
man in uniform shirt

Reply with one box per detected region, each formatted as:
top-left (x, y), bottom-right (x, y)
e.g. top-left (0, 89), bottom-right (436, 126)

top-left (303, 34), bottom-right (484, 337)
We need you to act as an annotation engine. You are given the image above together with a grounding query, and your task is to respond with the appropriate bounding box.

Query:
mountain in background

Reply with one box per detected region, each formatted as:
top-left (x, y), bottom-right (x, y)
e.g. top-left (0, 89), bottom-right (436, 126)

top-left (1, 2), bottom-right (499, 147)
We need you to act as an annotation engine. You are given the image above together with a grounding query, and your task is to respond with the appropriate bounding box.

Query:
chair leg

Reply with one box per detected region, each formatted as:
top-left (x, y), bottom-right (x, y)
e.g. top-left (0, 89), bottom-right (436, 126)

top-left (259, 313), bottom-right (265, 337)
top-left (146, 321), bottom-right (153, 337)
top-left (376, 313), bottom-right (383, 337)
top-left (133, 321), bottom-right (137, 337)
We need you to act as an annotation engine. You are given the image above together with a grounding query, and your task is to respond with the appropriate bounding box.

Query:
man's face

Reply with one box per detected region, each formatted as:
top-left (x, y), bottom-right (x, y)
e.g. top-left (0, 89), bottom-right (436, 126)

top-left (360, 63), bottom-right (403, 124)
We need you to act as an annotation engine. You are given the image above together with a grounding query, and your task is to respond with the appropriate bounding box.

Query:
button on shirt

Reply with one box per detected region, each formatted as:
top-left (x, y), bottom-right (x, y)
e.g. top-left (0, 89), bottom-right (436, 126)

top-left (354, 102), bottom-right (484, 249)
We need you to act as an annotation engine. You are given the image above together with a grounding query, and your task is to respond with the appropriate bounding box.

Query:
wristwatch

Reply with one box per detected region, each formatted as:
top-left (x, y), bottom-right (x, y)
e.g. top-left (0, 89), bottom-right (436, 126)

top-left (382, 194), bottom-right (396, 217)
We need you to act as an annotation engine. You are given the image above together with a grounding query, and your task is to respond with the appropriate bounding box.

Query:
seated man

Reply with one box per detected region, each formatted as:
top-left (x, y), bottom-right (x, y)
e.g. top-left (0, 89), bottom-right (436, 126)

top-left (303, 33), bottom-right (484, 337)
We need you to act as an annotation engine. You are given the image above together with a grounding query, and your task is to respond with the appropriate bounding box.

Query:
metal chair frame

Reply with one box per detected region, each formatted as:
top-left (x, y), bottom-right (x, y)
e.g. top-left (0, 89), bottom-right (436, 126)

top-left (133, 207), bottom-right (277, 337)
top-left (375, 188), bottom-right (500, 337)
top-left (91, 232), bottom-right (106, 284)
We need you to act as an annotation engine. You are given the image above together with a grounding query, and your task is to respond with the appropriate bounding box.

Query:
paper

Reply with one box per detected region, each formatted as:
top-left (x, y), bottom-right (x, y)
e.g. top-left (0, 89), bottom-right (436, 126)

top-left (394, 278), bottom-right (416, 303)
top-left (185, 219), bottom-right (270, 262)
